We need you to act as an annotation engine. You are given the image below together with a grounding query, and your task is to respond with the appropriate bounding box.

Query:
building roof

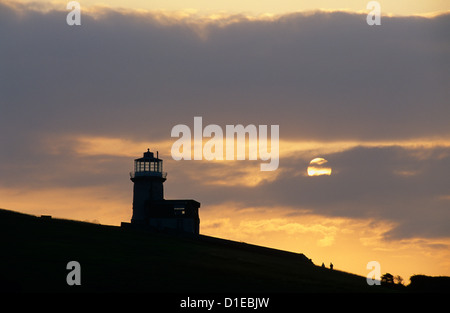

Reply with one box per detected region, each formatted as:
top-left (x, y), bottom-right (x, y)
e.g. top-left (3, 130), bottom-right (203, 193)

top-left (135, 149), bottom-right (162, 162)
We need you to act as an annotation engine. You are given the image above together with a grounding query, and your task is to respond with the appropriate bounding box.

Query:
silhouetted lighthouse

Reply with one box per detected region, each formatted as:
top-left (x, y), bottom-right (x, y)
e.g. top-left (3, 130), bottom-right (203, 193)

top-left (127, 149), bottom-right (200, 234)
top-left (130, 149), bottom-right (166, 223)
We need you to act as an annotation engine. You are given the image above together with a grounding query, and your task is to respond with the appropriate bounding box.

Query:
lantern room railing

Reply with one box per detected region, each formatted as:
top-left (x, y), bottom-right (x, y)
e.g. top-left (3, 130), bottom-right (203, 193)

top-left (130, 170), bottom-right (167, 179)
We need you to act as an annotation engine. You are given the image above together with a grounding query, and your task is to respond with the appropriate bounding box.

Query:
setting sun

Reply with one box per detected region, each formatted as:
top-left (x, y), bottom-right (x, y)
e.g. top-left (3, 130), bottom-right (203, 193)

top-left (307, 157), bottom-right (332, 176)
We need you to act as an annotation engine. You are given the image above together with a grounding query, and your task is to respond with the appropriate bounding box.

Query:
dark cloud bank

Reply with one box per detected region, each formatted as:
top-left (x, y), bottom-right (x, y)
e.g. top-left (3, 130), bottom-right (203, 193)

top-left (1, 1), bottom-right (449, 241)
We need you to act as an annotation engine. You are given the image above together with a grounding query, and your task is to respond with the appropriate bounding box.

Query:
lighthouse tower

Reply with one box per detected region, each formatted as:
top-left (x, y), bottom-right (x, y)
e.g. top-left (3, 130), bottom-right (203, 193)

top-left (130, 149), bottom-right (166, 224)
top-left (128, 149), bottom-right (200, 234)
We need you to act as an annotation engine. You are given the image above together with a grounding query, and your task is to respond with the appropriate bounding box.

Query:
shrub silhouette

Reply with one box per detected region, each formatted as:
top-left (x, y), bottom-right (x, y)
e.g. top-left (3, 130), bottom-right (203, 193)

top-left (381, 273), bottom-right (394, 285)
top-left (409, 275), bottom-right (450, 292)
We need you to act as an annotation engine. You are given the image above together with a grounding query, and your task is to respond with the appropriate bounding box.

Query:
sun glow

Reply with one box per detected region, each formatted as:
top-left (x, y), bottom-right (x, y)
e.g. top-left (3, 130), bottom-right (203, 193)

top-left (307, 157), bottom-right (332, 176)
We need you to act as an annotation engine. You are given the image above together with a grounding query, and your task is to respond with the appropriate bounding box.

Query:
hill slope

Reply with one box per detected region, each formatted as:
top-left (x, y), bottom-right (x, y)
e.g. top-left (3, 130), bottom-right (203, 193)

top-left (0, 208), bottom-right (398, 293)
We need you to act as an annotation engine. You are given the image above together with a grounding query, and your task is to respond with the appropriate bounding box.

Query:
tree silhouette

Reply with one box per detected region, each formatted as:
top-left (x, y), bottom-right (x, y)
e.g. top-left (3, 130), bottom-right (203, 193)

top-left (381, 273), bottom-right (394, 285)
top-left (394, 275), bottom-right (404, 285)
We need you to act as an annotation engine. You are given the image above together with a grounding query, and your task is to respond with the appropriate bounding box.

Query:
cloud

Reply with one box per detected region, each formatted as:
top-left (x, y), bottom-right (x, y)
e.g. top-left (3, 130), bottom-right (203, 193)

top-left (193, 145), bottom-right (450, 240)
top-left (1, 2), bottom-right (449, 141)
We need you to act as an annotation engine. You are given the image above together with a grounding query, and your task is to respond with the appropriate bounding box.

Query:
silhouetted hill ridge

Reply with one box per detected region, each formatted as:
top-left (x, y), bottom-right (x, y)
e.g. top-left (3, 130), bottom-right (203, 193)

top-left (0, 208), bottom-right (448, 293)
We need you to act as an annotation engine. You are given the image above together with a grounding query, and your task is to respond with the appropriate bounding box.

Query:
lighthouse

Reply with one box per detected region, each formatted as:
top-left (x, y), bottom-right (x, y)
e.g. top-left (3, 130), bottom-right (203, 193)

top-left (127, 149), bottom-right (200, 234)
top-left (130, 149), bottom-right (166, 223)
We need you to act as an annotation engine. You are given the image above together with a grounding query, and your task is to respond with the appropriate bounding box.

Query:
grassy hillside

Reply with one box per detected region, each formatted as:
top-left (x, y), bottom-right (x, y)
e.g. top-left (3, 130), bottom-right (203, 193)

top-left (0, 208), bottom-right (413, 293)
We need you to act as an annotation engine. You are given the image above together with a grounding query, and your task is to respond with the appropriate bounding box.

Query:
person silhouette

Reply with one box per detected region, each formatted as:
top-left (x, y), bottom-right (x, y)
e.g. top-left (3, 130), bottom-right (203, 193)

top-left (330, 262), bottom-right (333, 270)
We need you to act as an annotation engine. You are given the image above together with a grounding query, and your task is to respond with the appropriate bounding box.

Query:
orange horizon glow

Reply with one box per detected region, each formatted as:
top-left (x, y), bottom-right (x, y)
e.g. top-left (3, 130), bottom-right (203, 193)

top-left (2, 193), bottom-right (449, 283)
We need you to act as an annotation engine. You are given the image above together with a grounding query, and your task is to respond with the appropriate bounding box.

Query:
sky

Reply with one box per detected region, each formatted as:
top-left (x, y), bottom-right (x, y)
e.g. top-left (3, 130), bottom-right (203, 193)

top-left (1, 0), bottom-right (450, 284)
